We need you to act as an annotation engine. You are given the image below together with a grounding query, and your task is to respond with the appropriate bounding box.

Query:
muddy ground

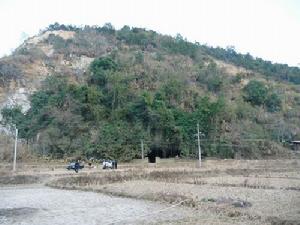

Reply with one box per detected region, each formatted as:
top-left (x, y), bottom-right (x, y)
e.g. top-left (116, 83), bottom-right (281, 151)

top-left (0, 159), bottom-right (300, 225)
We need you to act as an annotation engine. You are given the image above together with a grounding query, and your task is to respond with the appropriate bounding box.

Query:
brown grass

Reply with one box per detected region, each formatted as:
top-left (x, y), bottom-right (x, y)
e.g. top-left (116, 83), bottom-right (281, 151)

top-left (0, 175), bottom-right (44, 185)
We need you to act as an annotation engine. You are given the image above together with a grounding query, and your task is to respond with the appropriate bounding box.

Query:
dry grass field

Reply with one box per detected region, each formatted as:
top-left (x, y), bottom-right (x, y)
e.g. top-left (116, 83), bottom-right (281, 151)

top-left (1, 159), bottom-right (300, 225)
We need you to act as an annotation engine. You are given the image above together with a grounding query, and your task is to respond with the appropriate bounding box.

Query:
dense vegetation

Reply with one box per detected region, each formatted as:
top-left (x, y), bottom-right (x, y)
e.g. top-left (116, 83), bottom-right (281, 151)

top-left (2, 23), bottom-right (300, 160)
top-left (1, 57), bottom-right (228, 160)
top-left (243, 80), bottom-right (282, 112)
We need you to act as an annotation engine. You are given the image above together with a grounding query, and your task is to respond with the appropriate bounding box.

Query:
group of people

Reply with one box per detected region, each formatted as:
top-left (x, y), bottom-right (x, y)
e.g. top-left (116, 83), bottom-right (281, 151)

top-left (68, 158), bottom-right (118, 173)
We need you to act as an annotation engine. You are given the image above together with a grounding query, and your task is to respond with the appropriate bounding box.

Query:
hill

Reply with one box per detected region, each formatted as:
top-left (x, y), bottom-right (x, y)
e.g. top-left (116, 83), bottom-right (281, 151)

top-left (0, 23), bottom-right (300, 161)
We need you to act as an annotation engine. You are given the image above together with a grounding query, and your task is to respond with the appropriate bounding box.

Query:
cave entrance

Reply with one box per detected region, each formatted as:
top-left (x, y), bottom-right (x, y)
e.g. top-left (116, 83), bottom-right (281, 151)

top-left (147, 144), bottom-right (180, 163)
top-left (148, 150), bottom-right (156, 163)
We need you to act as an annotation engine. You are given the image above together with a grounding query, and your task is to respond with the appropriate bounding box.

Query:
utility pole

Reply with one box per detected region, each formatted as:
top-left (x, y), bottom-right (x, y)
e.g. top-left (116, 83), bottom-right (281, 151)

top-left (141, 139), bottom-right (144, 160)
top-left (197, 123), bottom-right (201, 167)
top-left (13, 127), bottom-right (18, 172)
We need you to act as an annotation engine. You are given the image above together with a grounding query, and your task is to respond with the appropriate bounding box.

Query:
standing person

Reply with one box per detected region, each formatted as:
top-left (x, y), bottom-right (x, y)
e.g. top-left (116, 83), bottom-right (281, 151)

top-left (111, 160), bottom-right (116, 169)
top-left (75, 160), bottom-right (80, 173)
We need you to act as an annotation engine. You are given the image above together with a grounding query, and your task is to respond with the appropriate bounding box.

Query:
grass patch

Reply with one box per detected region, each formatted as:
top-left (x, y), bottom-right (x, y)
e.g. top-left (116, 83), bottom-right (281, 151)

top-left (0, 175), bottom-right (43, 185)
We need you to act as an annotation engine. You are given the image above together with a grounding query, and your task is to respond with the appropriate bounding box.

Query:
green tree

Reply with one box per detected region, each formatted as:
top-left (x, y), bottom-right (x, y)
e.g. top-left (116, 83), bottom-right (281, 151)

top-left (89, 57), bottom-right (118, 87)
top-left (41, 109), bottom-right (88, 158)
top-left (1, 106), bottom-right (37, 141)
top-left (161, 78), bottom-right (184, 106)
top-left (1, 106), bottom-right (24, 128)
top-left (243, 80), bottom-right (268, 106)
top-left (93, 121), bottom-right (149, 161)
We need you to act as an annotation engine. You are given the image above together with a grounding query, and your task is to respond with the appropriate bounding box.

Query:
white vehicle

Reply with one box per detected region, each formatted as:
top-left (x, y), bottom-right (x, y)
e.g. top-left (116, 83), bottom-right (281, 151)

top-left (102, 160), bottom-right (117, 169)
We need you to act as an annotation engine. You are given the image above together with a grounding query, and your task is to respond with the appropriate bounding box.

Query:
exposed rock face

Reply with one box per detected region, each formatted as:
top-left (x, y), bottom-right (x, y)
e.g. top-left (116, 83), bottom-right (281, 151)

top-left (0, 30), bottom-right (95, 136)
top-left (25, 30), bottom-right (76, 45)
top-left (0, 85), bottom-right (33, 133)
top-left (4, 87), bottom-right (31, 112)
top-left (0, 30), bottom-right (92, 115)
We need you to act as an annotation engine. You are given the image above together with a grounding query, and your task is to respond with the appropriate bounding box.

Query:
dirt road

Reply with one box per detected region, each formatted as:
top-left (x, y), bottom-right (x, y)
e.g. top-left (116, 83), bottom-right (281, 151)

top-left (0, 186), bottom-right (192, 225)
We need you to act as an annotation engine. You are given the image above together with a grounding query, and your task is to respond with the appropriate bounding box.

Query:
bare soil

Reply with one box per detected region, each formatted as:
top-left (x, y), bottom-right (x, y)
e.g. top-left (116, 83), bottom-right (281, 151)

top-left (0, 187), bottom-right (193, 225)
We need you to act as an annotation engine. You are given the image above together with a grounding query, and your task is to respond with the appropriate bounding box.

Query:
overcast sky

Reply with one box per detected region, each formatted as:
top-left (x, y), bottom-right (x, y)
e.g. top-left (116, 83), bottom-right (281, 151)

top-left (0, 0), bottom-right (299, 66)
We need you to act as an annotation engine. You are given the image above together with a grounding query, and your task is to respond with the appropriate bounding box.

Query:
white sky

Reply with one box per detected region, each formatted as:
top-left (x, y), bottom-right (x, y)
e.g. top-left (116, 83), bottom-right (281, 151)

top-left (0, 0), bottom-right (299, 66)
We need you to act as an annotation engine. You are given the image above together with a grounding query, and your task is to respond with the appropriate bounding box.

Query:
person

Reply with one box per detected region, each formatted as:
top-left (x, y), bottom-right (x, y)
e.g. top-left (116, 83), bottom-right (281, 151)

top-left (74, 160), bottom-right (80, 173)
top-left (111, 160), bottom-right (115, 169)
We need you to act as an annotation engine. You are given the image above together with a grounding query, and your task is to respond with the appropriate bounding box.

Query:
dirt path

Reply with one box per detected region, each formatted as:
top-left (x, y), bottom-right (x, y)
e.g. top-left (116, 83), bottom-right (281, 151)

top-left (0, 186), bottom-right (193, 225)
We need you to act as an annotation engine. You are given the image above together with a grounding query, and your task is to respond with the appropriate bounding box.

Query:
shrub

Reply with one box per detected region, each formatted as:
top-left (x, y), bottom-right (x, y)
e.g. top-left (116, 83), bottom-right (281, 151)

top-left (117, 26), bottom-right (156, 48)
top-left (231, 73), bottom-right (243, 84)
top-left (46, 34), bottom-right (68, 49)
top-left (243, 80), bottom-right (268, 106)
top-left (134, 51), bottom-right (144, 64)
top-left (265, 93), bottom-right (281, 112)
top-left (46, 22), bottom-right (79, 32)
top-left (235, 100), bottom-right (256, 120)
top-left (294, 96), bottom-right (300, 105)
top-left (207, 76), bottom-right (223, 92)
top-left (0, 62), bottom-right (21, 87)
top-left (161, 34), bottom-right (198, 59)
top-left (96, 23), bottom-right (116, 35)
top-left (196, 62), bottom-right (225, 93)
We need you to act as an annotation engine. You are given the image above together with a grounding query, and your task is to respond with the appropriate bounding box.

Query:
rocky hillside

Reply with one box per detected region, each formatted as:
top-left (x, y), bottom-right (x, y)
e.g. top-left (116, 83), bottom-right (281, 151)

top-left (0, 23), bottom-right (300, 160)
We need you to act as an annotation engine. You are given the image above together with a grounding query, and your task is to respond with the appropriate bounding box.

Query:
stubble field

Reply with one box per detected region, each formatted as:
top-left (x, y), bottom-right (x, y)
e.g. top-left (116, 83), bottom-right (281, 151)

top-left (0, 159), bottom-right (299, 225)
